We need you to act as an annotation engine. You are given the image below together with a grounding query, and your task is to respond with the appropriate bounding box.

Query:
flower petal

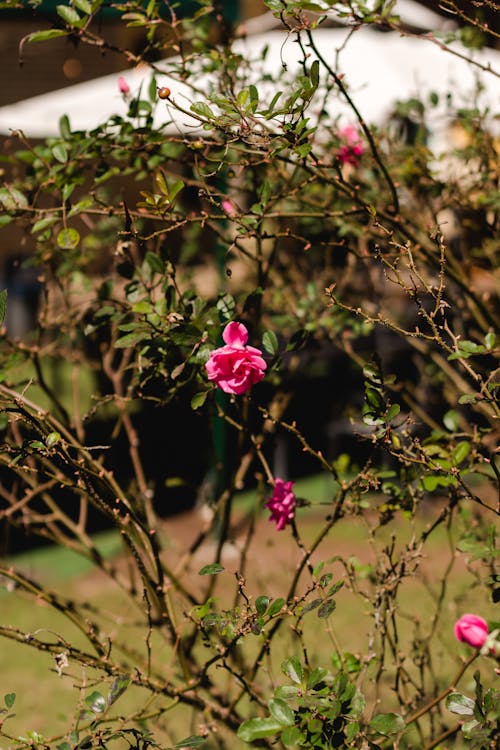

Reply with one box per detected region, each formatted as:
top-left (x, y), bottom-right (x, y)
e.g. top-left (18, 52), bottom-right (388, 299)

top-left (222, 321), bottom-right (248, 348)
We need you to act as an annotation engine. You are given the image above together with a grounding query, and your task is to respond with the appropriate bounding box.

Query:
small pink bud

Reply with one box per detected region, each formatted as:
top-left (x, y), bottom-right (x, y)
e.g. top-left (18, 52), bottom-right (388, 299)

top-left (118, 76), bottom-right (130, 95)
top-left (454, 614), bottom-right (489, 649)
top-left (221, 199), bottom-right (237, 217)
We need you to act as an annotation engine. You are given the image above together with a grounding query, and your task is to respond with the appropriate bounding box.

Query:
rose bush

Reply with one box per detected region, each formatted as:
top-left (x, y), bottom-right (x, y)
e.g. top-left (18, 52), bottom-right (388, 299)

top-left (0, 1), bottom-right (498, 749)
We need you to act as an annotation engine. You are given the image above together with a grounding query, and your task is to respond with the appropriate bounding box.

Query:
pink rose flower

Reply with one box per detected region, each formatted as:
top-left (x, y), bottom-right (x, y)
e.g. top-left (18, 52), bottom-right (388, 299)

top-left (265, 478), bottom-right (296, 531)
top-left (454, 614), bottom-right (489, 649)
top-left (337, 125), bottom-right (364, 167)
top-left (205, 321), bottom-right (267, 395)
top-left (118, 76), bottom-right (130, 95)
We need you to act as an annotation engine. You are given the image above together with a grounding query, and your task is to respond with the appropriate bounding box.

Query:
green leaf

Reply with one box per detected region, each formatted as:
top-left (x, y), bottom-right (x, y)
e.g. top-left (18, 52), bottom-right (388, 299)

top-left (421, 474), bottom-right (456, 492)
top-left (191, 391), bottom-right (209, 410)
top-left (317, 598), bottom-right (336, 619)
top-left (267, 597), bottom-right (285, 617)
top-left (26, 29), bottom-right (68, 43)
top-left (198, 563), bottom-right (224, 576)
top-left (57, 227), bottom-right (80, 250)
top-left (32, 216), bottom-right (58, 234)
top-left (4, 693), bottom-right (15, 709)
top-left (268, 698), bottom-right (295, 727)
top-left (386, 403), bottom-right (400, 422)
top-left (307, 666), bottom-right (328, 688)
top-left (56, 5), bottom-right (81, 25)
top-left (262, 330), bottom-right (278, 355)
top-left (174, 737), bottom-right (206, 749)
top-left (445, 692), bottom-right (475, 716)
top-left (45, 431), bottom-right (61, 448)
top-left (443, 409), bottom-right (459, 431)
top-left (281, 656), bottom-right (304, 685)
top-left (452, 441), bottom-right (470, 465)
top-left (280, 726), bottom-right (304, 746)
top-left (370, 712), bottom-right (405, 736)
top-left (0, 290), bottom-right (7, 326)
top-left (114, 331), bottom-right (148, 349)
top-left (255, 595), bottom-right (270, 615)
top-left (485, 332), bottom-right (496, 350)
top-left (145, 251), bottom-right (164, 274)
top-left (237, 717), bottom-right (283, 742)
top-left (52, 143), bottom-right (68, 164)
top-left (190, 102), bottom-right (214, 120)
top-left (85, 690), bottom-right (106, 714)
top-left (107, 675), bottom-right (130, 706)
top-left (73, 0), bottom-right (93, 13)
top-left (0, 187), bottom-right (28, 211)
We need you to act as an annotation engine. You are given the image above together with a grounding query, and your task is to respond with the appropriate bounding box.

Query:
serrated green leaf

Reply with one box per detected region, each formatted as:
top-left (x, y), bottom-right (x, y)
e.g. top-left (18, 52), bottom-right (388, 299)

top-left (198, 563), bottom-right (224, 576)
top-left (445, 692), bottom-right (475, 716)
top-left (237, 717), bottom-right (283, 742)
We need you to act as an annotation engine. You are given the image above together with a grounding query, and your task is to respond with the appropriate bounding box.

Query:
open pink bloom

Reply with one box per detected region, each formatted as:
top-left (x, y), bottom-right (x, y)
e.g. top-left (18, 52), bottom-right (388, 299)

top-left (118, 76), bottom-right (130, 95)
top-left (265, 479), bottom-right (296, 531)
top-left (337, 125), bottom-right (364, 167)
top-left (205, 322), bottom-right (267, 395)
top-left (454, 614), bottom-right (489, 649)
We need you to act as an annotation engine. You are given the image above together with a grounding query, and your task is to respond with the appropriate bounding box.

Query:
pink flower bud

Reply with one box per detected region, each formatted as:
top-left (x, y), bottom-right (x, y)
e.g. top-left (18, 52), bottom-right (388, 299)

top-left (205, 322), bottom-right (267, 395)
top-left (454, 614), bottom-right (489, 649)
top-left (265, 479), bottom-right (296, 531)
top-left (221, 199), bottom-right (237, 217)
top-left (118, 76), bottom-right (130, 95)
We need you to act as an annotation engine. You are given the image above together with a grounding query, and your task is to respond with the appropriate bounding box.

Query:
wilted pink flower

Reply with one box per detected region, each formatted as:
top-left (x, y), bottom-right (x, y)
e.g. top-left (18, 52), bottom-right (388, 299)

top-left (221, 199), bottom-right (236, 217)
top-left (454, 614), bottom-right (489, 649)
top-left (265, 479), bottom-right (296, 531)
top-left (337, 125), bottom-right (364, 167)
top-left (118, 76), bottom-right (130, 96)
top-left (205, 321), bottom-right (267, 395)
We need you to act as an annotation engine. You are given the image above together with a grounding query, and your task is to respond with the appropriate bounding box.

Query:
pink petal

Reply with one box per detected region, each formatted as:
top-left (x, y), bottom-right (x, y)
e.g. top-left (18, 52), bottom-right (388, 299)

top-left (222, 321), bottom-right (248, 348)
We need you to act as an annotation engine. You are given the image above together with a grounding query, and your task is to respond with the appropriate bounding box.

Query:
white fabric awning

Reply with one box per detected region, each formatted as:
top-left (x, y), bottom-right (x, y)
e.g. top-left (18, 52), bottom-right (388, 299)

top-left (0, 27), bottom-right (497, 147)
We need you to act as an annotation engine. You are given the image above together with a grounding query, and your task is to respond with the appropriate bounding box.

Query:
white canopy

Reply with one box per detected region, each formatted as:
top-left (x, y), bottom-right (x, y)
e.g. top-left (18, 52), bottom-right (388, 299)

top-left (0, 27), bottom-right (497, 149)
